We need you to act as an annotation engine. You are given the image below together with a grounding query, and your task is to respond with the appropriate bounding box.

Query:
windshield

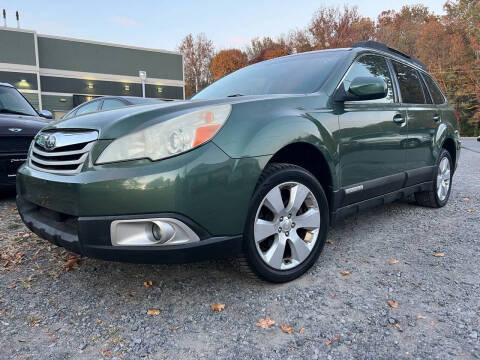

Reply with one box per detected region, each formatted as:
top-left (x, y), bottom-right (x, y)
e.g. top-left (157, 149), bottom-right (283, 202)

top-left (192, 50), bottom-right (347, 100)
top-left (0, 86), bottom-right (37, 116)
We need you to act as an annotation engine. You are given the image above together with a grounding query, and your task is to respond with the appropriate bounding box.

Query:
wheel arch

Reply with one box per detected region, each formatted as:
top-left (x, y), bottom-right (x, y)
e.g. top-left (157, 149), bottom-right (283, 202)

top-left (266, 142), bottom-right (335, 209)
top-left (442, 137), bottom-right (457, 170)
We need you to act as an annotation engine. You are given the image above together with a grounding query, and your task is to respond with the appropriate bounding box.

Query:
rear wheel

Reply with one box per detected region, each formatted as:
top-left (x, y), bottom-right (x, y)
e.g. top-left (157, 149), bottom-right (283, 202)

top-left (415, 149), bottom-right (453, 208)
top-left (241, 163), bottom-right (329, 283)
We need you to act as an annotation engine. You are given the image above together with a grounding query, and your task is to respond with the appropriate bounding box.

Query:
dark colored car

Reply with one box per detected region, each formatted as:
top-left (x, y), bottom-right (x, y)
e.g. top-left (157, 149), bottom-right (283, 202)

top-left (62, 96), bottom-right (161, 120)
top-left (16, 41), bottom-right (461, 282)
top-left (0, 83), bottom-right (51, 189)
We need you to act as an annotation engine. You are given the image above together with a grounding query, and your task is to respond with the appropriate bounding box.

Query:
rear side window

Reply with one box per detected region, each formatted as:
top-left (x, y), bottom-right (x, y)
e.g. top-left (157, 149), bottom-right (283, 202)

top-left (423, 74), bottom-right (446, 104)
top-left (344, 55), bottom-right (394, 103)
top-left (392, 61), bottom-right (425, 104)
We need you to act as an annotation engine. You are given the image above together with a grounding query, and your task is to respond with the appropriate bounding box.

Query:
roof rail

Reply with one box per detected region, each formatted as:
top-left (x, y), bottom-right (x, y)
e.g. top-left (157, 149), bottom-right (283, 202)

top-left (352, 41), bottom-right (426, 70)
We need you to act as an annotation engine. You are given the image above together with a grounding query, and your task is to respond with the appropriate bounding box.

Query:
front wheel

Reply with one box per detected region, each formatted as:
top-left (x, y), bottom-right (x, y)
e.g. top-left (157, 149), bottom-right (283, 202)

top-left (241, 163), bottom-right (329, 283)
top-left (415, 149), bottom-right (453, 208)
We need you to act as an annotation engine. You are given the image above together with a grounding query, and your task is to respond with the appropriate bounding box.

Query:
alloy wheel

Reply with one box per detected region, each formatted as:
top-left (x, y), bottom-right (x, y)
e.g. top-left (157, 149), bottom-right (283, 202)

top-left (253, 182), bottom-right (320, 270)
top-left (437, 157), bottom-right (451, 201)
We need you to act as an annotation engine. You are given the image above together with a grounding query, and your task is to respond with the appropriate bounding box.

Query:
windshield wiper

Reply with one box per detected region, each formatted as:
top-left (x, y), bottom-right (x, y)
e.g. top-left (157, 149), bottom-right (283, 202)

top-left (227, 93), bottom-right (245, 98)
top-left (0, 108), bottom-right (33, 116)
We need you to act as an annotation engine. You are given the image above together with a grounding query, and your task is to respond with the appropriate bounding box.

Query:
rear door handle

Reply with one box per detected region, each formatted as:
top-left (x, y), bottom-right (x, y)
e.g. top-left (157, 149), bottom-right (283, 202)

top-left (433, 114), bottom-right (441, 122)
top-left (393, 113), bottom-right (406, 124)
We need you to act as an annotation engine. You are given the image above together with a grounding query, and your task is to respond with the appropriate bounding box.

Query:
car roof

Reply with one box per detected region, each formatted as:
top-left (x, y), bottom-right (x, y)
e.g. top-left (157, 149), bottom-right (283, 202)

top-left (265, 41), bottom-right (426, 73)
top-left (82, 96), bottom-right (158, 103)
top-left (351, 41), bottom-right (426, 70)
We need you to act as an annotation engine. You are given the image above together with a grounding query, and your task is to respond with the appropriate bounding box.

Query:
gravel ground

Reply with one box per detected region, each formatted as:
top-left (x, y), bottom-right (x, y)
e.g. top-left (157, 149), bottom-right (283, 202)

top-left (0, 138), bottom-right (479, 360)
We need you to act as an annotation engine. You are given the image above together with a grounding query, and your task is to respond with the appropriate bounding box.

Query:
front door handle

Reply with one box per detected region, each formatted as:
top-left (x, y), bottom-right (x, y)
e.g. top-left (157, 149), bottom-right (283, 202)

top-left (433, 114), bottom-right (441, 122)
top-left (393, 113), bottom-right (406, 124)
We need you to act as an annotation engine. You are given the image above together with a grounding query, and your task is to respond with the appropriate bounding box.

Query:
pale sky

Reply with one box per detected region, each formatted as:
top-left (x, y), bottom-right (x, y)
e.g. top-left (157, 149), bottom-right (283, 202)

top-left (2, 0), bottom-right (447, 52)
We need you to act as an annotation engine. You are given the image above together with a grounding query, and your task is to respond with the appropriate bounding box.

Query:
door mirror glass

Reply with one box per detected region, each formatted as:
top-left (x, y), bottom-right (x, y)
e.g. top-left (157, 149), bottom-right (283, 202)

top-left (348, 76), bottom-right (388, 100)
top-left (38, 109), bottom-right (53, 119)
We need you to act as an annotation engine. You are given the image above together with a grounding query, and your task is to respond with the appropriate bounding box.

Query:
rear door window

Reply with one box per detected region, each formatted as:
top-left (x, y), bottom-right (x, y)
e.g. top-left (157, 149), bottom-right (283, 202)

top-left (423, 74), bottom-right (446, 104)
top-left (419, 76), bottom-right (433, 104)
top-left (392, 61), bottom-right (426, 104)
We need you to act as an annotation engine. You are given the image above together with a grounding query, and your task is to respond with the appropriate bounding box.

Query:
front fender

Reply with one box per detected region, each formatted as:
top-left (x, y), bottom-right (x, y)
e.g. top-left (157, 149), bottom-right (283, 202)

top-left (213, 96), bottom-right (339, 184)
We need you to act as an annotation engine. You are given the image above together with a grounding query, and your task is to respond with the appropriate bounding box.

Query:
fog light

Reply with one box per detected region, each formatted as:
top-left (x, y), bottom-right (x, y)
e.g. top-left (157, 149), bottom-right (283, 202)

top-left (150, 221), bottom-right (174, 244)
top-left (110, 218), bottom-right (200, 246)
top-left (152, 223), bottom-right (161, 240)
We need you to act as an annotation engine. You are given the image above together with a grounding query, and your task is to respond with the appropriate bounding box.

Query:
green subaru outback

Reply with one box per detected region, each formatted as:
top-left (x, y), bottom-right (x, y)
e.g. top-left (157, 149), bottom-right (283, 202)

top-left (16, 41), bottom-right (460, 282)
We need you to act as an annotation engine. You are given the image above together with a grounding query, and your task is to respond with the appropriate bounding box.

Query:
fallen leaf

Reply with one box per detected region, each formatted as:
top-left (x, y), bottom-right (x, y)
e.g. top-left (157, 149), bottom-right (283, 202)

top-left (211, 303), bottom-right (226, 312)
top-left (325, 339), bottom-right (332, 345)
top-left (143, 281), bottom-right (153, 288)
top-left (7, 284), bottom-right (15, 289)
top-left (64, 255), bottom-right (81, 271)
top-left (146, 309), bottom-right (161, 316)
top-left (3, 261), bottom-right (10, 268)
top-left (333, 334), bottom-right (340, 341)
top-left (48, 337), bottom-right (59, 343)
top-left (430, 321), bottom-right (436, 326)
top-left (463, 197), bottom-right (470, 201)
top-left (326, 239), bottom-right (334, 244)
top-left (256, 316), bottom-right (275, 329)
top-left (340, 270), bottom-right (350, 276)
top-left (100, 349), bottom-right (113, 358)
top-left (387, 300), bottom-right (398, 308)
top-left (328, 293), bottom-right (336, 299)
top-left (434, 252), bottom-right (445, 257)
top-left (95, 319), bottom-right (102, 324)
top-left (281, 323), bottom-right (294, 334)
top-left (389, 259), bottom-right (399, 264)
top-left (466, 209), bottom-right (474, 213)
top-left (417, 315), bottom-right (426, 319)
top-left (299, 327), bottom-right (306, 334)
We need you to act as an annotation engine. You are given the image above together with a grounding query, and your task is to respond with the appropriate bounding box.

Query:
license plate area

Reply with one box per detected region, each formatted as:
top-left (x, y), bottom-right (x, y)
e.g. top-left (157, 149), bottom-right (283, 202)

top-left (7, 158), bottom-right (27, 177)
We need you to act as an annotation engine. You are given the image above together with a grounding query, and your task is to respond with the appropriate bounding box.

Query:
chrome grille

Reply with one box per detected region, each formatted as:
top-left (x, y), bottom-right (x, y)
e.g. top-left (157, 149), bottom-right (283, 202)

top-left (29, 130), bottom-right (98, 174)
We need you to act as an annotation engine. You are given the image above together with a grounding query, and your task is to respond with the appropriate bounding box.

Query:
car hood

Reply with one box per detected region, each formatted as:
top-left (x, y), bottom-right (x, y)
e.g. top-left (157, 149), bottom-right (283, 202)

top-left (43, 94), bottom-right (305, 140)
top-left (0, 113), bottom-right (49, 136)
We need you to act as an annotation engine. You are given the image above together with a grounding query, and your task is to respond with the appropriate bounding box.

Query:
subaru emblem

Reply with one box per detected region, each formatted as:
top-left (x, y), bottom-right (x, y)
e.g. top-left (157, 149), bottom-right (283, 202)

top-left (45, 135), bottom-right (56, 150)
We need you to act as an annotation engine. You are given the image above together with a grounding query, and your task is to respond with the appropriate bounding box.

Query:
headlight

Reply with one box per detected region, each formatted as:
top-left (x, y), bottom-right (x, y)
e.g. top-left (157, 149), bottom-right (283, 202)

top-left (96, 104), bottom-right (231, 164)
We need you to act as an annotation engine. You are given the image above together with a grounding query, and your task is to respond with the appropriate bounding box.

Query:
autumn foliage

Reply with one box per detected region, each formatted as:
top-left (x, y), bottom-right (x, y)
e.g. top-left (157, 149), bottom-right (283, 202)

top-left (178, 1), bottom-right (480, 135)
top-left (211, 49), bottom-right (248, 80)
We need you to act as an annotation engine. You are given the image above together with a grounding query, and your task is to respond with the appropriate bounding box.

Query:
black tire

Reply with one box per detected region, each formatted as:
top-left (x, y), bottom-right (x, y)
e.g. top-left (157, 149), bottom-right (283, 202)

top-left (241, 163), bottom-right (329, 283)
top-left (415, 149), bottom-right (453, 208)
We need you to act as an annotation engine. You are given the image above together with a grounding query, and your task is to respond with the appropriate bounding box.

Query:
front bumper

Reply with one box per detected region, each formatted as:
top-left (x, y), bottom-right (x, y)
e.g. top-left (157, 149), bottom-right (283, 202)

top-left (15, 142), bottom-right (268, 263)
top-left (17, 195), bottom-right (242, 263)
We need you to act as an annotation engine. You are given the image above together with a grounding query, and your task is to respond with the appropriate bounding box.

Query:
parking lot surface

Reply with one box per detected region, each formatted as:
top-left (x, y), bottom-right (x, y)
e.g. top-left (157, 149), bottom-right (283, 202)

top-left (1, 138), bottom-right (479, 360)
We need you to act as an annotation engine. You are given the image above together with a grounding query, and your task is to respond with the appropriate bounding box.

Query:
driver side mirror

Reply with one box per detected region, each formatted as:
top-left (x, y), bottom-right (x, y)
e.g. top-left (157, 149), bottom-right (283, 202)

top-left (334, 76), bottom-right (388, 102)
top-left (39, 109), bottom-right (53, 119)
